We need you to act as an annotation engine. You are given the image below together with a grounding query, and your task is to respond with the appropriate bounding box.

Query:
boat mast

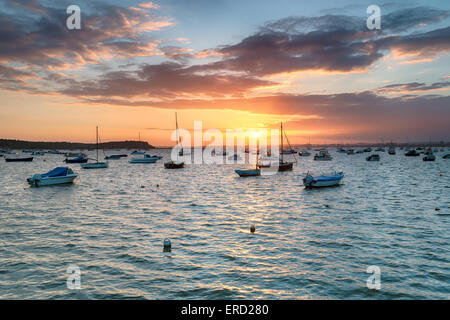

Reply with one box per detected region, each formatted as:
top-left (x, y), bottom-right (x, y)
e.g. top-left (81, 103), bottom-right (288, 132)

top-left (280, 122), bottom-right (284, 162)
top-left (96, 126), bottom-right (99, 163)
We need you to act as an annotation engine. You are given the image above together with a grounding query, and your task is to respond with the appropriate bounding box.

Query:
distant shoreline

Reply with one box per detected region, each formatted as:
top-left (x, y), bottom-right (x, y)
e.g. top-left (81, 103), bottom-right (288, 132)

top-left (0, 138), bottom-right (448, 150)
top-left (0, 139), bottom-right (154, 150)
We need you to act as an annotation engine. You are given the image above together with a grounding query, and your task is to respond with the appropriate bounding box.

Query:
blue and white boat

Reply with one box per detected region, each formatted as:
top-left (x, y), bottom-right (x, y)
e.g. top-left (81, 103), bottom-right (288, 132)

top-left (27, 167), bottom-right (77, 187)
top-left (303, 172), bottom-right (344, 188)
top-left (235, 169), bottom-right (261, 177)
top-left (130, 153), bottom-right (159, 163)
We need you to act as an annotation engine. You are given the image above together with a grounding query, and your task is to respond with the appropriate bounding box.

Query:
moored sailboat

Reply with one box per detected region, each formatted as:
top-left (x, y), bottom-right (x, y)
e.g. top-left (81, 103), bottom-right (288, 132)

top-left (81, 126), bottom-right (108, 169)
top-left (164, 112), bottom-right (185, 169)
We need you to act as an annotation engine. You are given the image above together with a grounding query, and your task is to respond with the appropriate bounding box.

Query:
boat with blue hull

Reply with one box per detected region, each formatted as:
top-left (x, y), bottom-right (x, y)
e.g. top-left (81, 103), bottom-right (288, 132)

top-left (235, 169), bottom-right (261, 177)
top-left (303, 172), bottom-right (344, 188)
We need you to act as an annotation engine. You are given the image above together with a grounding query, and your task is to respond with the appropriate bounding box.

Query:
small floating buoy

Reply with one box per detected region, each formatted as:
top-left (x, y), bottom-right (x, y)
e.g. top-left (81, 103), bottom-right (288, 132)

top-left (440, 174), bottom-right (443, 176)
top-left (163, 238), bottom-right (171, 252)
top-left (156, 184), bottom-right (159, 188)
top-left (141, 185), bottom-right (145, 188)
top-left (250, 225), bottom-right (255, 233)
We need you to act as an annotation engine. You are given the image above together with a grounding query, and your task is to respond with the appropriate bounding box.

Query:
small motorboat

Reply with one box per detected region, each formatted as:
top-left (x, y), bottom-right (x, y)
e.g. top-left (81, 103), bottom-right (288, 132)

top-left (366, 154), bottom-right (380, 161)
top-left (303, 171), bottom-right (344, 188)
top-left (423, 154), bottom-right (436, 161)
top-left (130, 154), bottom-right (159, 163)
top-left (104, 154), bottom-right (128, 160)
top-left (65, 155), bottom-right (88, 163)
top-left (375, 147), bottom-right (385, 152)
top-left (443, 154), bottom-right (450, 159)
top-left (363, 147), bottom-right (372, 152)
top-left (356, 149), bottom-right (364, 154)
top-left (31, 151), bottom-right (45, 156)
top-left (27, 167), bottom-right (77, 187)
top-left (388, 147), bottom-right (396, 155)
top-left (298, 150), bottom-right (311, 157)
top-left (405, 150), bottom-right (420, 157)
top-left (164, 160), bottom-right (185, 169)
top-left (346, 149), bottom-right (355, 155)
top-left (5, 157), bottom-right (34, 162)
top-left (235, 169), bottom-right (261, 177)
top-left (278, 160), bottom-right (293, 171)
top-left (314, 150), bottom-right (332, 161)
top-left (337, 148), bottom-right (347, 153)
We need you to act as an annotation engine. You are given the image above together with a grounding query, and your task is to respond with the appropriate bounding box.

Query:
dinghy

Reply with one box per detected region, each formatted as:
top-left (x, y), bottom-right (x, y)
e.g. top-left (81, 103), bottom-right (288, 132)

top-left (81, 126), bottom-right (108, 169)
top-left (423, 154), bottom-right (436, 161)
top-left (388, 147), bottom-right (396, 155)
top-left (303, 172), bottom-right (344, 188)
top-left (235, 169), bottom-right (261, 177)
top-left (298, 150), bottom-right (311, 156)
top-left (27, 167), bottom-right (77, 187)
top-left (5, 157), bottom-right (33, 162)
top-left (164, 112), bottom-right (185, 169)
top-left (366, 154), bottom-right (380, 161)
top-left (443, 154), bottom-right (450, 159)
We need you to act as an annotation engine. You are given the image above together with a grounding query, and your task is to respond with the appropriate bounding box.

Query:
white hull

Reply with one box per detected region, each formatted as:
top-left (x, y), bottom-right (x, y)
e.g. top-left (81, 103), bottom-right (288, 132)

top-left (29, 174), bottom-right (77, 187)
top-left (303, 173), bottom-right (343, 188)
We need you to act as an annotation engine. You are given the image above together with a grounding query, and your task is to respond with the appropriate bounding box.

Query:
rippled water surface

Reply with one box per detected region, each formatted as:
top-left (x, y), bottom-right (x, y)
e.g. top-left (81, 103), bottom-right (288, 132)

top-left (1, 149), bottom-right (449, 299)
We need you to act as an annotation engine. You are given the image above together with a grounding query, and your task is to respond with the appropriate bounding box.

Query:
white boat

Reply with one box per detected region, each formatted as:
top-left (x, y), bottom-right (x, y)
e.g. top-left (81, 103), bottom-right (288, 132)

top-left (81, 126), bottom-right (108, 169)
top-left (303, 171), bottom-right (344, 188)
top-left (423, 154), bottom-right (436, 161)
top-left (130, 153), bottom-right (159, 163)
top-left (314, 150), bottom-right (332, 161)
top-left (27, 167), bottom-right (77, 187)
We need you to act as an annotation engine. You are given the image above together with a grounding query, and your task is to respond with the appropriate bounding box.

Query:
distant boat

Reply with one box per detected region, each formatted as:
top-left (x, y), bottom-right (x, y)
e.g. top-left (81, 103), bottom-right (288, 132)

top-left (442, 154), bottom-right (450, 159)
top-left (277, 122), bottom-right (294, 171)
top-left (164, 112), bottom-right (185, 169)
top-left (314, 150), bottom-right (332, 161)
top-left (356, 149), bottom-right (364, 154)
top-left (81, 126), bottom-right (108, 169)
top-left (5, 157), bottom-right (33, 162)
top-left (31, 151), bottom-right (45, 156)
top-left (298, 150), bottom-right (311, 157)
top-left (405, 150), bottom-right (420, 157)
top-left (423, 154), bottom-right (436, 161)
top-left (27, 167), bottom-right (77, 187)
top-left (366, 154), bottom-right (380, 161)
top-left (130, 154), bottom-right (159, 163)
top-left (131, 132), bottom-right (146, 155)
top-left (375, 147), bottom-right (385, 152)
top-left (65, 155), bottom-right (88, 163)
top-left (363, 147), bottom-right (372, 152)
top-left (337, 147), bottom-right (346, 153)
top-left (346, 149), bottom-right (355, 155)
top-left (104, 154), bottom-right (128, 160)
top-left (388, 147), bottom-right (396, 155)
top-left (303, 171), bottom-right (344, 188)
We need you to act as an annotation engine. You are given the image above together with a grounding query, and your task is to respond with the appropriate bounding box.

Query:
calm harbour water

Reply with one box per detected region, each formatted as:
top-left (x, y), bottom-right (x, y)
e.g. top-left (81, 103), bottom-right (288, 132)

top-left (0, 149), bottom-right (449, 299)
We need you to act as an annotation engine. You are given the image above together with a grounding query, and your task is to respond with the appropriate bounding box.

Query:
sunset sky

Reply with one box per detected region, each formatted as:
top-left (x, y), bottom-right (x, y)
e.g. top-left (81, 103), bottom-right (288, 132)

top-left (0, 0), bottom-right (449, 146)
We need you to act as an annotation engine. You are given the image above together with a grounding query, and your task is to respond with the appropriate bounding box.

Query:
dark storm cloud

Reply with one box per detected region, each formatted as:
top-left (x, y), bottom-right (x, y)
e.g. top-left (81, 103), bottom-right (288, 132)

top-left (0, 0), bottom-right (171, 69)
top-left (60, 62), bottom-right (272, 98)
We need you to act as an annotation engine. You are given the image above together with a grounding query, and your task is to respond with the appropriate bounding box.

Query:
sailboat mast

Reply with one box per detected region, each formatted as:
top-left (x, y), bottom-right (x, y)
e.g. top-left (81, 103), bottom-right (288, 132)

top-left (280, 122), bottom-right (284, 162)
top-left (96, 126), bottom-right (99, 163)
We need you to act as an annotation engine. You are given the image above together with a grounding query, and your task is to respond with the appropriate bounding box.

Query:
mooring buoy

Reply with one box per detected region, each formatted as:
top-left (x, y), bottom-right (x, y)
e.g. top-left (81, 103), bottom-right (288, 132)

top-left (250, 225), bottom-right (255, 233)
top-left (163, 238), bottom-right (171, 252)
